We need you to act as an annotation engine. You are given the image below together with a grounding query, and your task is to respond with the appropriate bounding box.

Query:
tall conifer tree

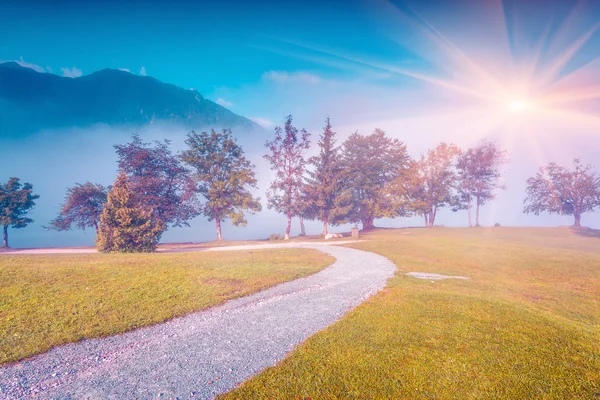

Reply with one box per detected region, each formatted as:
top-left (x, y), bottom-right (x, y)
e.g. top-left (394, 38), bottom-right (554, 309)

top-left (96, 172), bottom-right (165, 253)
top-left (303, 118), bottom-right (351, 235)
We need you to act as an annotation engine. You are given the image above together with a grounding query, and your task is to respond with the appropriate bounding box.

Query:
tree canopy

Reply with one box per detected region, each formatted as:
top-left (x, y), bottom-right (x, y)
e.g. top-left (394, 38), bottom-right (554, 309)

top-left (47, 182), bottom-right (109, 233)
top-left (303, 118), bottom-right (351, 235)
top-left (0, 177), bottom-right (39, 248)
top-left (114, 134), bottom-right (198, 229)
top-left (264, 115), bottom-right (311, 239)
top-left (524, 159), bottom-right (600, 227)
top-left (181, 129), bottom-right (261, 241)
top-left (342, 129), bottom-right (410, 230)
top-left (96, 172), bottom-right (165, 253)
top-left (402, 143), bottom-right (461, 227)
top-left (455, 140), bottom-right (508, 226)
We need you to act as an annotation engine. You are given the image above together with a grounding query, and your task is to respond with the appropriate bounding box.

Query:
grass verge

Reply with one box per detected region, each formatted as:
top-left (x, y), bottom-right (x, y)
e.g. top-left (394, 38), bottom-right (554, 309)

top-left (222, 228), bottom-right (600, 399)
top-left (0, 248), bottom-right (334, 365)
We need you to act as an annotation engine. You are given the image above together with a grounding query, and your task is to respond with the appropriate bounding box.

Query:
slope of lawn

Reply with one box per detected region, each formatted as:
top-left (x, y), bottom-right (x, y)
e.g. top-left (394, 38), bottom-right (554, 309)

top-left (0, 248), bottom-right (334, 365)
top-left (222, 228), bottom-right (600, 399)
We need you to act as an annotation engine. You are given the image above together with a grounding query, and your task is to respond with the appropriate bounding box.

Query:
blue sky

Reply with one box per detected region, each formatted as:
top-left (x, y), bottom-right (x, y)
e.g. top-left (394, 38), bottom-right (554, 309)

top-left (1, 0), bottom-right (388, 90)
top-left (1, 0), bottom-right (445, 126)
top-left (4, 0), bottom-right (600, 128)
top-left (3, 0), bottom-right (600, 246)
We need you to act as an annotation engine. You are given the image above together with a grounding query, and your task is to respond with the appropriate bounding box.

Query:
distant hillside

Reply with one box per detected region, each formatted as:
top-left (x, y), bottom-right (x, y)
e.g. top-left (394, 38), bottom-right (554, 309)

top-left (0, 62), bottom-right (259, 136)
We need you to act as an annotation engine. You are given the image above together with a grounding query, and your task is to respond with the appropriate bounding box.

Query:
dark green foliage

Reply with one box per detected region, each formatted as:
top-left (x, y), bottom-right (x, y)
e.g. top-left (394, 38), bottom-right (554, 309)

top-left (181, 129), bottom-right (261, 241)
top-left (302, 118), bottom-right (351, 235)
top-left (341, 129), bottom-right (410, 230)
top-left (0, 177), bottom-right (39, 247)
top-left (47, 182), bottom-right (109, 233)
top-left (96, 172), bottom-right (165, 253)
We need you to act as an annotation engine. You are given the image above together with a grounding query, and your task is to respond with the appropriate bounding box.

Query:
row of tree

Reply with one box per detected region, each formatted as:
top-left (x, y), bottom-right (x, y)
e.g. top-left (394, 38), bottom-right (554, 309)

top-left (46, 130), bottom-right (261, 252)
top-left (263, 116), bottom-right (509, 239)
top-left (2, 116), bottom-right (599, 250)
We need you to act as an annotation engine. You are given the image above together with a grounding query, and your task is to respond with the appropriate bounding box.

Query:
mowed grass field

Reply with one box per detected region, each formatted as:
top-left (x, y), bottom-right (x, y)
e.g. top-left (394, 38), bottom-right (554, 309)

top-left (0, 249), bottom-right (334, 365)
top-left (223, 228), bottom-right (600, 399)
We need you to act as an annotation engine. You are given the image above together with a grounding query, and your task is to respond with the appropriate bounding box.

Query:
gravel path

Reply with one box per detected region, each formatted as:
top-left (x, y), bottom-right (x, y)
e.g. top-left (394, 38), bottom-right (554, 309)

top-left (0, 243), bottom-right (396, 399)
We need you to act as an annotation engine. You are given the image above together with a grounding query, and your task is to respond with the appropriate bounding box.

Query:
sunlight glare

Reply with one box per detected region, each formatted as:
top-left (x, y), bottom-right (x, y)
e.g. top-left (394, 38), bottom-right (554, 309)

top-left (507, 98), bottom-right (533, 112)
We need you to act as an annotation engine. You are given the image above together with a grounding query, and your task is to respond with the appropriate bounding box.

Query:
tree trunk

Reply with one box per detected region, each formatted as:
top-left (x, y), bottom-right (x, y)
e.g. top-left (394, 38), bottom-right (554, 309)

top-left (284, 213), bottom-right (292, 240)
top-left (2, 225), bottom-right (7, 248)
top-left (424, 214), bottom-right (428, 227)
top-left (299, 217), bottom-right (306, 236)
top-left (323, 216), bottom-right (328, 236)
top-left (427, 214), bottom-right (434, 227)
top-left (427, 207), bottom-right (436, 227)
top-left (362, 217), bottom-right (375, 231)
top-left (467, 196), bottom-right (472, 227)
top-left (93, 220), bottom-right (99, 234)
top-left (475, 195), bottom-right (481, 227)
top-left (573, 212), bottom-right (582, 227)
top-left (216, 219), bottom-right (223, 241)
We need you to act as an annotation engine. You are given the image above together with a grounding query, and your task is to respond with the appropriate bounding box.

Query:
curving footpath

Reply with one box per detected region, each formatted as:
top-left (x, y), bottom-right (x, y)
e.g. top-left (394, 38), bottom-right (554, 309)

top-left (0, 243), bottom-right (397, 399)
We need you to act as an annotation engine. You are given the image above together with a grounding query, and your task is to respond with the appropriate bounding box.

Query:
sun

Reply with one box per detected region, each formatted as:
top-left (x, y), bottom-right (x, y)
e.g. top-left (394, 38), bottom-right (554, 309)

top-left (507, 98), bottom-right (533, 112)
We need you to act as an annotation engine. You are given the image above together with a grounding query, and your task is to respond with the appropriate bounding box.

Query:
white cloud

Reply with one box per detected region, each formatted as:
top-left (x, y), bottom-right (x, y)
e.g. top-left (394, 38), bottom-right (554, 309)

top-left (4, 57), bottom-right (46, 73)
top-left (262, 70), bottom-right (321, 84)
top-left (216, 98), bottom-right (234, 108)
top-left (118, 68), bottom-right (130, 73)
top-left (249, 117), bottom-right (276, 128)
top-left (140, 66), bottom-right (146, 76)
top-left (45, 66), bottom-right (53, 73)
top-left (61, 66), bottom-right (82, 78)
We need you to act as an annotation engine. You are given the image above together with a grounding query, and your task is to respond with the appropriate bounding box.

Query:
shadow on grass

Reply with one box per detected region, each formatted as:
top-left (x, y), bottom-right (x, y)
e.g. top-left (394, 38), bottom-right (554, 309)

top-left (569, 227), bottom-right (600, 239)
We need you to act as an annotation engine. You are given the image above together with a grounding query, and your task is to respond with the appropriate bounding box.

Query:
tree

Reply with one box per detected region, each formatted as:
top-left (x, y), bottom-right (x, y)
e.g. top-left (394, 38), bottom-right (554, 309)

top-left (403, 143), bottom-right (461, 227)
top-left (264, 115), bottom-right (311, 239)
top-left (453, 150), bottom-right (476, 227)
top-left (47, 182), bottom-right (109, 233)
top-left (96, 172), bottom-right (165, 253)
top-left (523, 159), bottom-right (600, 227)
top-left (114, 134), bottom-right (198, 230)
top-left (455, 140), bottom-right (508, 226)
top-left (341, 129), bottom-right (410, 230)
top-left (303, 118), bottom-right (351, 235)
top-left (0, 177), bottom-right (39, 248)
top-left (181, 129), bottom-right (261, 241)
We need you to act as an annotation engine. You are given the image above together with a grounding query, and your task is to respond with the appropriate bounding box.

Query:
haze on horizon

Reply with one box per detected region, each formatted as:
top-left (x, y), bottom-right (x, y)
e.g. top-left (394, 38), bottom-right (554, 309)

top-left (2, 0), bottom-right (600, 248)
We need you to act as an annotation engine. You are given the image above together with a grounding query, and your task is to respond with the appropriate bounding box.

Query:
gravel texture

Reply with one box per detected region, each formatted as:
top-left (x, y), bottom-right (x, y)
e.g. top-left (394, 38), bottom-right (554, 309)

top-left (0, 243), bottom-right (396, 399)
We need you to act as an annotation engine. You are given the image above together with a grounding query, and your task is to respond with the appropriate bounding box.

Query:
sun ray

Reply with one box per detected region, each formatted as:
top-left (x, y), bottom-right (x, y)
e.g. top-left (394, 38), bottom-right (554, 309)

top-left (537, 107), bottom-right (600, 130)
top-left (535, 21), bottom-right (600, 89)
top-left (258, 0), bottom-right (600, 158)
top-left (377, 0), bottom-right (508, 97)
top-left (541, 86), bottom-right (600, 104)
top-left (402, 6), bottom-right (506, 93)
top-left (265, 35), bottom-right (498, 102)
top-left (524, 18), bottom-right (554, 82)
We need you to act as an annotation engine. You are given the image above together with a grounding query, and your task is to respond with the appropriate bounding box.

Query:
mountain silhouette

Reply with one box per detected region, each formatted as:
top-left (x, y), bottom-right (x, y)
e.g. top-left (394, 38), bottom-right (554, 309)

top-left (0, 62), bottom-right (259, 136)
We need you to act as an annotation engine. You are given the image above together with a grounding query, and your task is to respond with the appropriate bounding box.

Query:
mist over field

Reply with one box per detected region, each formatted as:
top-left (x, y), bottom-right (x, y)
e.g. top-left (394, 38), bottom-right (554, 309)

top-left (2, 0), bottom-right (600, 248)
top-left (3, 113), bottom-right (598, 248)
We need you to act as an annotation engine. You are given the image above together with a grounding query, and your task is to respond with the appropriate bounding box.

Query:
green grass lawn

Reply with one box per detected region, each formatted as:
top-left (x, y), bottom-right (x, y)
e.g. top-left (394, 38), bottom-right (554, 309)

top-left (222, 228), bottom-right (600, 399)
top-left (0, 248), bottom-right (334, 365)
